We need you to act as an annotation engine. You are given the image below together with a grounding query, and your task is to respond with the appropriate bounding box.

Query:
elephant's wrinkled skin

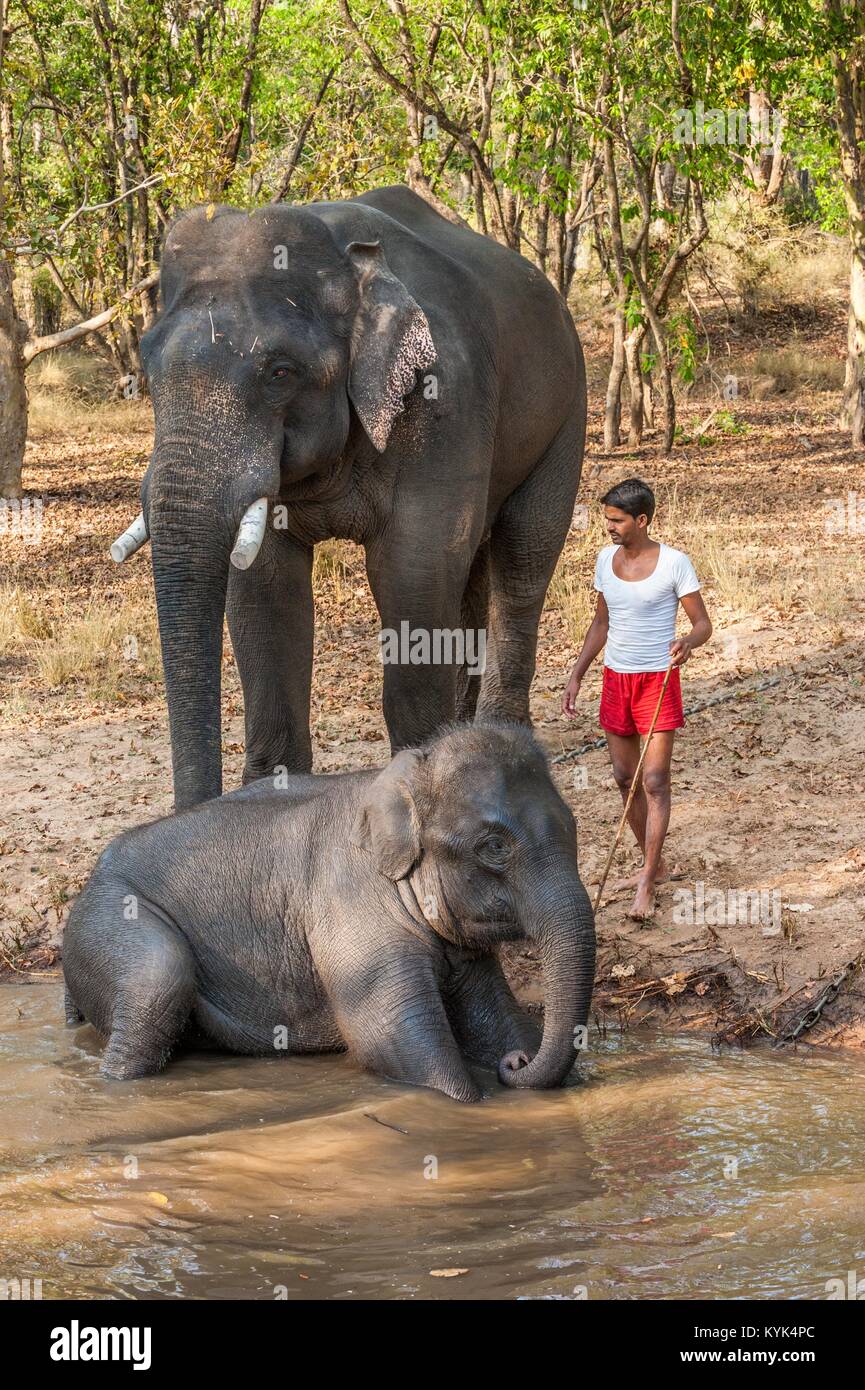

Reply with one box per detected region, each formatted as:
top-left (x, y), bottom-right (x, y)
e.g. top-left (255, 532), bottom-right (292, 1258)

top-left (63, 724), bottom-right (595, 1102)
top-left (137, 185), bottom-right (587, 810)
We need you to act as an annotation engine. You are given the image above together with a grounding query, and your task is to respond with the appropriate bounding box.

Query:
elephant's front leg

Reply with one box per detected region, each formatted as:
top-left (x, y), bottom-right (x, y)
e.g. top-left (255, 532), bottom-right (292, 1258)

top-left (226, 526), bottom-right (314, 781)
top-left (325, 949), bottom-right (482, 1102)
top-left (444, 953), bottom-right (541, 1070)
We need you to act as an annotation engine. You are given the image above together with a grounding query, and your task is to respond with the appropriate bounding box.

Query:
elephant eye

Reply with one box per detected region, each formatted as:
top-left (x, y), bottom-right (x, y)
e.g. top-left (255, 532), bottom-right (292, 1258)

top-left (270, 364), bottom-right (293, 381)
top-left (477, 834), bottom-right (511, 866)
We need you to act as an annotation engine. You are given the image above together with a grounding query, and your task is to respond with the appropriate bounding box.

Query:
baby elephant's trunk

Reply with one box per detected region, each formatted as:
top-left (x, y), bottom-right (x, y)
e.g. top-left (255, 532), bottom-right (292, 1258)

top-left (499, 865), bottom-right (595, 1089)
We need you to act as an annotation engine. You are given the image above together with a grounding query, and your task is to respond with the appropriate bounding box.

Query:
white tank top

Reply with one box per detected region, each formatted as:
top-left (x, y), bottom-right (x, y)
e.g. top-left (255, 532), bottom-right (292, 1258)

top-left (593, 542), bottom-right (700, 673)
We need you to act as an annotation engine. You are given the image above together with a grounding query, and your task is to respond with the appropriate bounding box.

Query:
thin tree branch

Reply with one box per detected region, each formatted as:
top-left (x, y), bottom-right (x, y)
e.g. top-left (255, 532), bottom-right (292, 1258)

top-left (55, 175), bottom-right (165, 239)
top-left (23, 271), bottom-right (157, 364)
top-left (271, 65), bottom-right (337, 202)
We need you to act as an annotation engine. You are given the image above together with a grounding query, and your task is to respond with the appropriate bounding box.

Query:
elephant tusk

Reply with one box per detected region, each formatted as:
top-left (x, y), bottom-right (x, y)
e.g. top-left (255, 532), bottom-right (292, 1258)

top-left (110, 513), bottom-right (149, 563)
top-left (230, 497), bottom-right (269, 570)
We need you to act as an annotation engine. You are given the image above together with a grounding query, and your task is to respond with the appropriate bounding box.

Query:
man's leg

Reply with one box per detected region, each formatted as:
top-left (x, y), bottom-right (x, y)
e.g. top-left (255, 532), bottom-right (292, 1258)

top-left (629, 730), bottom-right (676, 920)
top-left (605, 730), bottom-right (647, 854)
top-left (605, 730), bottom-right (679, 892)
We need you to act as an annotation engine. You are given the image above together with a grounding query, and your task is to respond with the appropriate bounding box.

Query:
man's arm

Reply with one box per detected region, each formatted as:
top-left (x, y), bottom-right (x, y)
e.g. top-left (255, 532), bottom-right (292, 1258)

top-left (562, 593), bottom-right (609, 718)
top-left (670, 591), bottom-right (712, 667)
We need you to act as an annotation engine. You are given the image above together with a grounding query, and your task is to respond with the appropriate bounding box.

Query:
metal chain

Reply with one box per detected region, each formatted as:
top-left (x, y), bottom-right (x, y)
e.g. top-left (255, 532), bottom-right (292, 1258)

top-left (776, 956), bottom-right (864, 1045)
top-left (552, 671), bottom-right (785, 764)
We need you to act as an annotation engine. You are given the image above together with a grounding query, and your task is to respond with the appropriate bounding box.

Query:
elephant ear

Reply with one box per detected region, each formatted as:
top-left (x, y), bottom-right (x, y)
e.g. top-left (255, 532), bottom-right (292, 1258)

top-left (345, 241), bottom-right (437, 452)
top-left (351, 748), bottom-right (426, 880)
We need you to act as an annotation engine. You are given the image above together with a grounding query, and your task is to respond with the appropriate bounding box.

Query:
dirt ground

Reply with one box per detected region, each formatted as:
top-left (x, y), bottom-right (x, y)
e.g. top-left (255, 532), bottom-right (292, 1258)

top-left (2, 292), bottom-right (864, 1056)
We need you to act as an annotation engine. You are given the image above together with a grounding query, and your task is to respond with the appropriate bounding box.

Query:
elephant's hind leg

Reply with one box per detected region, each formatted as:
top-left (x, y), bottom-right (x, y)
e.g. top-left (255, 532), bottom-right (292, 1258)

top-left (101, 910), bottom-right (195, 1080)
top-left (456, 540), bottom-right (490, 722)
top-left (478, 409), bottom-right (585, 723)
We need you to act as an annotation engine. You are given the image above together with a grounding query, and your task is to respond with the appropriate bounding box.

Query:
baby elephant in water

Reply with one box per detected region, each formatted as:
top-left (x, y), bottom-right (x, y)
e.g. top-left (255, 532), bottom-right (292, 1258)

top-left (63, 723), bottom-right (595, 1102)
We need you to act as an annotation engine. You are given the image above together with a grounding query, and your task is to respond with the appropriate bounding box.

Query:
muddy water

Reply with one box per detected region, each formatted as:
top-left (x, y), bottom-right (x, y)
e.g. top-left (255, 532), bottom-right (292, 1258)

top-left (1, 981), bottom-right (863, 1301)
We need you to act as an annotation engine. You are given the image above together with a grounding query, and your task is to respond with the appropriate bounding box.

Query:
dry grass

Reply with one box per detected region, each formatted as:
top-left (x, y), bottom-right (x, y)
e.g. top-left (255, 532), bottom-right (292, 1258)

top-left (546, 559), bottom-right (595, 645)
top-left (26, 348), bottom-right (146, 439)
top-left (699, 196), bottom-right (848, 321)
top-left (27, 348), bottom-right (114, 400)
top-left (0, 590), bottom-right (54, 645)
top-left (28, 391), bottom-right (144, 439)
top-left (688, 531), bottom-right (764, 613)
top-left (312, 537), bottom-right (347, 581)
top-left (312, 537), bottom-right (354, 608)
top-left (5, 234), bottom-right (860, 727)
top-left (543, 480), bottom-right (849, 646)
top-left (767, 238), bottom-right (849, 315)
top-left (0, 538), bottom-right (373, 717)
top-left (0, 584), bottom-right (161, 708)
top-left (805, 557), bottom-right (858, 624)
top-left (5, 487), bottom-right (856, 718)
top-left (750, 347), bottom-right (844, 394)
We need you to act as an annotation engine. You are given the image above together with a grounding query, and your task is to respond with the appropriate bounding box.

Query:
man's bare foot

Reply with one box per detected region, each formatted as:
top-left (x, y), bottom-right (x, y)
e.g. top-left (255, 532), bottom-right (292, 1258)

top-left (628, 876), bottom-right (657, 921)
top-left (611, 858), bottom-right (682, 894)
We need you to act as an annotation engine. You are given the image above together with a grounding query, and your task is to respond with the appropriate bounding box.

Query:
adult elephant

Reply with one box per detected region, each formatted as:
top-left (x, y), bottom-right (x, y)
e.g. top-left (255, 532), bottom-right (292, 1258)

top-left (113, 186), bottom-right (587, 810)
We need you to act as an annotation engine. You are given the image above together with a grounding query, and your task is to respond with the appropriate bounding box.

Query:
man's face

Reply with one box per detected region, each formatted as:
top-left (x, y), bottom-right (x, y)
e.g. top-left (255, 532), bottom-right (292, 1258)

top-left (603, 505), bottom-right (646, 544)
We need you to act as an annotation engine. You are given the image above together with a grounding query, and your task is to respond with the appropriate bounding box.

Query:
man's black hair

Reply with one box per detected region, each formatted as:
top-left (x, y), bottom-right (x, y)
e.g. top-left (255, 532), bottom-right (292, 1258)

top-left (600, 477), bottom-right (655, 524)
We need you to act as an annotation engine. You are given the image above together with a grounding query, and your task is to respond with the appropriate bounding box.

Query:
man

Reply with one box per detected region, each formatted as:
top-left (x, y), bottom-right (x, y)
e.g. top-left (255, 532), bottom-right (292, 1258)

top-left (562, 478), bottom-right (712, 920)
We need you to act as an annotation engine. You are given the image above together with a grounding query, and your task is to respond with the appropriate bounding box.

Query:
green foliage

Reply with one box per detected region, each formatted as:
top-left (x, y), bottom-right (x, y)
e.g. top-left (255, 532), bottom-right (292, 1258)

top-left (0, 0), bottom-right (852, 365)
top-left (712, 407), bottom-right (749, 436)
top-left (667, 313), bottom-right (699, 387)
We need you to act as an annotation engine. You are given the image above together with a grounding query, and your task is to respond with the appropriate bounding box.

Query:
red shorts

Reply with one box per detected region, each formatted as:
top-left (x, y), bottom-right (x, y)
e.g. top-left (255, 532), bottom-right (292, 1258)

top-left (600, 666), bottom-right (684, 737)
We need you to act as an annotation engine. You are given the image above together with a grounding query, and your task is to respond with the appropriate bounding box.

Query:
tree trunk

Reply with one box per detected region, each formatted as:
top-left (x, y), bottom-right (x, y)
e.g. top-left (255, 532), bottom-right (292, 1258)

top-left (0, 260), bottom-right (27, 498)
top-left (744, 90), bottom-right (787, 205)
top-left (271, 65), bottom-right (336, 202)
top-left (536, 196), bottom-right (550, 276)
top-left (471, 167), bottom-right (487, 235)
top-left (624, 328), bottom-right (646, 447)
top-left (602, 127), bottom-right (628, 452)
top-left (627, 257), bottom-right (677, 455)
top-left (405, 150), bottom-right (471, 229)
top-left (0, 0), bottom-right (27, 498)
top-left (654, 161), bottom-right (676, 211)
top-left (549, 207), bottom-right (566, 296)
top-left (642, 369), bottom-right (656, 430)
top-left (604, 310), bottom-right (625, 452)
top-left (842, 232), bottom-right (865, 446)
top-left (501, 123), bottom-right (523, 252)
top-left (828, 0), bottom-right (865, 447)
top-left (15, 268), bottom-right (36, 335)
top-left (535, 132), bottom-right (556, 277)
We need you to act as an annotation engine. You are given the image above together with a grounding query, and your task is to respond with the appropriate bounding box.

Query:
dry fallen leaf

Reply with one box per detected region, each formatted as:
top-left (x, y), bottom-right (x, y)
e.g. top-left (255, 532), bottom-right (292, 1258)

top-left (662, 972), bottom-right (688, 996)
top-left (430, 1268), bottom-right (469, 1278)
top-left (611, 962), bottom-right (636, 979)
top-left (146, 1191), bottom-right (169, 1206)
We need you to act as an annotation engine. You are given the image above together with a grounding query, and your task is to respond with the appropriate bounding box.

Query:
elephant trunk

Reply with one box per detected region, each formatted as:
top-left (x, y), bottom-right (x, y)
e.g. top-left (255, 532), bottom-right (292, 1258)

top-left (149, 485), bottom-right (231, 811)
top-left (145, 424), bottom-right (281, 811)
top-left (499, 864), bottom-right (596, 1089)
